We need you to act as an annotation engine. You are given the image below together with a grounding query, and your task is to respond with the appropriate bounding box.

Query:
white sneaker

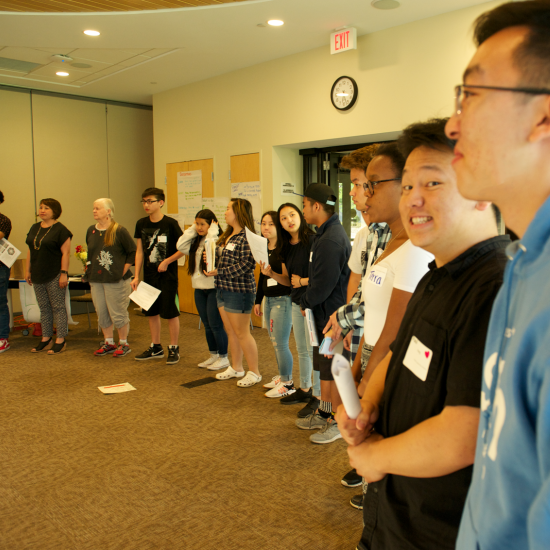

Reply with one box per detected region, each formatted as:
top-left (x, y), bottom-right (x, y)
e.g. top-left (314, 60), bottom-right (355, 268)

top-left (215, 366), bottom-right (245, 380)
top-left (237, 371), bottom-right (262, 387)
top-left (198, 355), bottom-right (219, 368)
top-left (207, 357), bottom-right (231, 371)
top-left (263, 375), bottom-right (281, 388)
top-left (265, 381), bottom-right (295, 399)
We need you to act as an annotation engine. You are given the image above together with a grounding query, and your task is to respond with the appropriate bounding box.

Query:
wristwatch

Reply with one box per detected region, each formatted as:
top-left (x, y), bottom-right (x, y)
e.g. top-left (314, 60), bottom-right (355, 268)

top-left (60, 270), bottom-right (68, 275)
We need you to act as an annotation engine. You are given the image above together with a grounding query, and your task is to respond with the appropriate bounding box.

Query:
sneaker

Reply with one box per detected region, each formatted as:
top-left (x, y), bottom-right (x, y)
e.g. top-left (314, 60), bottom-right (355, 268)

top-left (167, 345), bottom-right (180, 365)
top-left (350, 494), bottom-right (363, 510)
top-left (216, 366), bottom-right (245, 380)
top-left (297, 396), bottom-right (320, 418)
top-left (207, 357), bottom-right (231, 371)
top-left (0, 338), bottom-right (9, 353)
top-left (236, 371), bottom-right (262, 387)
top-left (263, 375), bottom-right (281, 389)
top-left (198, 355), bottom-right (219, 368)
top-left (135, 344), bottom-right (164, 361)
top-left (341, 469), bottom-right (362, 488)
top-left (113, 343), bottom-right (131, 357)
top-left (295, 413), bottom-right (327, 430)
top-left (310, 422), bottom-right (342, 445)
top-left (265, 382), bottom-right (295, 399)
top-left (280, 387), bottom-right (312, 405)
top-left (94, 342), bottom-right (118, 356)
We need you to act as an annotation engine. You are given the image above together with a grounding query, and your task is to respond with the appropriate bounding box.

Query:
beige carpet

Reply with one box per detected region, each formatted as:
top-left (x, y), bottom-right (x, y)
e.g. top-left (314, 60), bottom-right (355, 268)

top-left (0, 309), bottom-right (362, 550)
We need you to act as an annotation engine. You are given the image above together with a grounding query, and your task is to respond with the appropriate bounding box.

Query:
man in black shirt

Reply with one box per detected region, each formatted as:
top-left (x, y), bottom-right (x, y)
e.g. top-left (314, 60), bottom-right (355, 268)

top-left (336, 118), bottom-right (510, 550)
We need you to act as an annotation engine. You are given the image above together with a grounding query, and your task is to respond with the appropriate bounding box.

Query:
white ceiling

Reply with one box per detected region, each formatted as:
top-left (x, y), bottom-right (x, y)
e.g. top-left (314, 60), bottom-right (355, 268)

top-left (0, 0), bottom-right (492, 105)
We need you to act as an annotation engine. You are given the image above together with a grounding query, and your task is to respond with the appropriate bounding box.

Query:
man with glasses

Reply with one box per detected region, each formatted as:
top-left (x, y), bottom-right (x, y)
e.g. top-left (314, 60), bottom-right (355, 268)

top-left (445, 2), bottom-right (550, 549)
top-left (133, 187), bottom-right (184, 364)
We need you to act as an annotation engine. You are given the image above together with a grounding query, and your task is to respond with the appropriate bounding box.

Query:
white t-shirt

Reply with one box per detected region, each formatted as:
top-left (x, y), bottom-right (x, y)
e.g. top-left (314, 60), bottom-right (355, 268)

top-left (348, 225), bottom-right (370, 274)
top-left (363, 239), bottom-right (433, 346)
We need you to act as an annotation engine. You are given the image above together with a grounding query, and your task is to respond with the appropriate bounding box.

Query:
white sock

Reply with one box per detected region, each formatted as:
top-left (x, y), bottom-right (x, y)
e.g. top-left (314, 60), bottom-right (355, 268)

top-left (106, 338), bottom-right (114, 345)
top-left (210, 353), bottom-right (219, 359)
top-left (119, 339), bottom-right (127, 345)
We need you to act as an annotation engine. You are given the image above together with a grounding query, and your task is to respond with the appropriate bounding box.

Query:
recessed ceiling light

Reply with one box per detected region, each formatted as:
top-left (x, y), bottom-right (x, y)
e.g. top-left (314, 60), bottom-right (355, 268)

top-left (267, 20), bottom-right (284, 26)
top-left (371, 0), bottom-right (400, 9)
top-left (56, 71), bottom-right (69, 76)
top-left (84, 30), bottom-right (100, 36)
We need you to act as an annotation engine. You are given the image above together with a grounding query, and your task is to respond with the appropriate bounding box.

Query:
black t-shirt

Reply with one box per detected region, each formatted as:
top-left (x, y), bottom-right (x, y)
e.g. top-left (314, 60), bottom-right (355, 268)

top-left (255, 247), bottom-right (291, 304)
top-left (360, 236), bottom-right (510, 550)
top-left (0, 213), bottom-right (12, 240)
top-left (26, 222), bottom-right (73, 285)
top-left (280, 235), bottom-right (315, 305)
top-left (134, 215), bottom-right (183, 291)
top-left (85, 225), bottom-right (137, 283)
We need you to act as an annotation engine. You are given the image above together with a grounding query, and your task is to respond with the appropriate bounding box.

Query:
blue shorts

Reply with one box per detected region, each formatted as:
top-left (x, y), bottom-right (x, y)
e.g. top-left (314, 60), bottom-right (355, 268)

top-left (216, 289), bottom-right (255, 314)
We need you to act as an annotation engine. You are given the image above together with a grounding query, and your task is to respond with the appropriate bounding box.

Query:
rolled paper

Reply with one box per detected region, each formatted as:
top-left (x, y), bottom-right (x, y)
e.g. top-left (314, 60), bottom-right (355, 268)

top-left (331, 353), bottom-right (362, 419)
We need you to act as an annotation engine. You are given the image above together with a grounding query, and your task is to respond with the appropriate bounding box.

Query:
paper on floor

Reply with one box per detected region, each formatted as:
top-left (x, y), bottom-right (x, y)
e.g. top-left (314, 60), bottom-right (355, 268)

top-left (98, 382), bottom-right (136, 394)
top-left (129, 281), bottom-right (161, 311)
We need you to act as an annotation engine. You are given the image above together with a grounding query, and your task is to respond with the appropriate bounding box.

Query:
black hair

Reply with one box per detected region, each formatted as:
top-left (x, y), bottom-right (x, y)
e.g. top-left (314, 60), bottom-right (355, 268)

top-left (260, 211), bottom-right (283, 261)
top-left (397, 118), bottom-right (456, 159)
top-left (141, 187), bottom-right (165, 202)
top-left (374, 142), bottom-right (406, 178)
top-left (304, 197), bottom-right (336, 217)
top-left (275, 202), bottom-right (315, 259)
top-left (39, 198), bottom-right (62, 220)
top-left (188, 209), bottom-right (222, 275)
top-left (474, 1), bottom-right (550, 88)
top-left (0, 191), bottom-right (4, 204)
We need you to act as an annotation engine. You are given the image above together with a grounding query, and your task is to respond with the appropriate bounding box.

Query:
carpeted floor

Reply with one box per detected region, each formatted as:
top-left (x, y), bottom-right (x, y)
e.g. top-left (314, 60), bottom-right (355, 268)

top-left (0, 309), bottom-right (363, 550)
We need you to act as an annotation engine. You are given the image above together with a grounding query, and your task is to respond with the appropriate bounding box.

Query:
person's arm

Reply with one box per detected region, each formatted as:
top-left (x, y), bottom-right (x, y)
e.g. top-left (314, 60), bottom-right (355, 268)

top-left (59, 237), bottom-right (71, 289)
top-left (291, 274), bottom-right (309, 288)
top-left (158, 250), bottom-right (184, 272)
top-left (260, 261), bottom-right (291, 286)
top-left (347, 271), bottom-right (361, 302)
top-left (131, 238), bottom-right (143, 290)
top-left (0, 231), bottom-right (4, 240)
top-left (176, 224), bottom-right (198, 256)
top-left (347, 405), bottom-right (480, 483)
top-left (25, 248), bottom-right (32, 285)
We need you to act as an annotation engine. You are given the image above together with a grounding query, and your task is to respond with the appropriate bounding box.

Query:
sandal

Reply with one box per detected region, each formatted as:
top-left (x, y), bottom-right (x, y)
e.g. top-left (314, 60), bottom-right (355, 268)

top-left (215, 366), bottom-right (245, 380)
top-left (31, 338), bottom-right (53, 353)
top-left (47, 340), bottom-right (67, 355)
top-left (237, 371), bottom-right (262, 387)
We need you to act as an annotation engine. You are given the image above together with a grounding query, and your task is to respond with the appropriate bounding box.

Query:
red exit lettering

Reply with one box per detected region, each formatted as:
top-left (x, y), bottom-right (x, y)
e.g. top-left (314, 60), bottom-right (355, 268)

top-left (334, 30), bottom-right (350, 51)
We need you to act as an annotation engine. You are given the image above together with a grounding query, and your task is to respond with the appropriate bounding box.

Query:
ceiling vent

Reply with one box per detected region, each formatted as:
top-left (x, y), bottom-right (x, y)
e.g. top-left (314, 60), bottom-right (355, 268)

top-left (51, 54), bottom-right (73, 64)
top-left (0, 57), bottom-right (42, 73)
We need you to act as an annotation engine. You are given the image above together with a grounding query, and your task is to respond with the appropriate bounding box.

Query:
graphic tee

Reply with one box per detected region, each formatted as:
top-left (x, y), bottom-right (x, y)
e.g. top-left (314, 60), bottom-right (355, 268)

top-left (134, 215), bottom-right (183, 291)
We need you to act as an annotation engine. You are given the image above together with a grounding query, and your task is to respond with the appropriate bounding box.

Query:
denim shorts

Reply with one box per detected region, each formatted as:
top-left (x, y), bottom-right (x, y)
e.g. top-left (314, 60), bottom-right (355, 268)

top-left (216, 289), bottom-right (255, 314)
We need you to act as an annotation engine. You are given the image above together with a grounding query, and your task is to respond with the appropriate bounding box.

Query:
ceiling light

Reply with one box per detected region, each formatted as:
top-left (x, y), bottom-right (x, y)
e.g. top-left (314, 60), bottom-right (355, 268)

top-left (56, 71), bottom-right (69, 76)
top-left (84, 30), bottom-right (100, 36)
top-left (267, 20), bottom-right (284, 26)
top-left (371, 0), bottom-right (401, 9)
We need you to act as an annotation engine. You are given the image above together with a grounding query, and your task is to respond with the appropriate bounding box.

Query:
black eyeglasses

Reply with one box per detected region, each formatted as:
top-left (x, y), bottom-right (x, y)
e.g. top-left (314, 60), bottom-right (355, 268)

top-left (141, 200), bottom-right (160, 205)
top-left (454, 84), bottom-right (550, 114)
top-left (363, 178), bottom-right (401, 195)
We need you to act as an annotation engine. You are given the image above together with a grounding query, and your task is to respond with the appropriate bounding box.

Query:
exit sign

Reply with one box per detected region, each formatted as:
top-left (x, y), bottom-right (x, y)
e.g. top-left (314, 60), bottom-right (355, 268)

top-left (330, 27), bottom-right (357, 55)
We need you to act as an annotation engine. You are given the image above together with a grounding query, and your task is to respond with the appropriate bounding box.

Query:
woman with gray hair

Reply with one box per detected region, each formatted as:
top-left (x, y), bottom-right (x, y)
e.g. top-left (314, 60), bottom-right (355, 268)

top-left (86, 198), bottom-right (136, 357)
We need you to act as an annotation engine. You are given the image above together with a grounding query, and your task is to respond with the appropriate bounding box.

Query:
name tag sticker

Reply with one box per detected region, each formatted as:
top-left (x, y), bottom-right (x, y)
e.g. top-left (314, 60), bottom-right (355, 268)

top-left (403, 336), bottom-right (433, 381)
top-left (158, 235), bottom-right (167, 243)
top-left (226, 243), bottom-right (236, 251)
top-left (267, 278), bottom-right (277, 287)
top-left (367, 266), bottom-right (388, 287)
top-left (310, 252), bottom-right (313, 262)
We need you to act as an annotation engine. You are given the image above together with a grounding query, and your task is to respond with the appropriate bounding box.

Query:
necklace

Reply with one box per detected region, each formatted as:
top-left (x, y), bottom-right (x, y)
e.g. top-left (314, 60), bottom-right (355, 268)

top-left (34, 223), bottom-right (54, 250)
top-left (373, 226), bottom-right (406, 266)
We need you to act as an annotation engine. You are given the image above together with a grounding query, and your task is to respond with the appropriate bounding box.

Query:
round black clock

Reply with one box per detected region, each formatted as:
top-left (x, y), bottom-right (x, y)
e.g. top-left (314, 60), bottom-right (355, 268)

top-left (331, 76), bottom-right (358, 111)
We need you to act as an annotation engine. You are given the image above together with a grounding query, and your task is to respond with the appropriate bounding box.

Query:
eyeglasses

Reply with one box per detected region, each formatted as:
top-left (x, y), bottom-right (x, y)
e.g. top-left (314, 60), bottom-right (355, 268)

top-left (141, 200), bottom-right (160, 205)
top-left (363, 178), bottom-right (401, 195)
top-left (454, 84), bottom-right (550, 114)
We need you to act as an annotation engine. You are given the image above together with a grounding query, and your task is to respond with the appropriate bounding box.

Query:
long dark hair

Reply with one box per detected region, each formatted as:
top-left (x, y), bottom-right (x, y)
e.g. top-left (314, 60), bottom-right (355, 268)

top-left (261, 210), bottom-right (283, 261)
top-left (275, 203), bottom-right (315, 259)
top-left (188, 209), bottom-right (223, 275)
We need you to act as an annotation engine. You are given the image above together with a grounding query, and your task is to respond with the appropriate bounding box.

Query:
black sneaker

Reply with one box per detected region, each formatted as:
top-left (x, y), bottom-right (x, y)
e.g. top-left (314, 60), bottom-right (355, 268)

top-left (297, 396), bottom-right (320, 418)
top-left (341, 469), bottom-right (362, 488)
top-left (166, 345), bottom-right (180, 365)
top-left (280, 387), bottom-right (312, 405)
top-left (350, 494), bottom-right (363, 510)
top-left (135, 344), bottom-right (164, 361)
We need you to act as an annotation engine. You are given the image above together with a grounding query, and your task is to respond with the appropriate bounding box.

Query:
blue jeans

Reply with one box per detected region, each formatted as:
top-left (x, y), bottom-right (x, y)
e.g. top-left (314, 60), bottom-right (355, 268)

top-left (195, 288), bottom-right (228, 355)
top-left (264, 295), bottom-right (293, 382)
top-left (291, 302), bottom-right (320, 396)
top-left (0, 263), bottom-right (9, 339)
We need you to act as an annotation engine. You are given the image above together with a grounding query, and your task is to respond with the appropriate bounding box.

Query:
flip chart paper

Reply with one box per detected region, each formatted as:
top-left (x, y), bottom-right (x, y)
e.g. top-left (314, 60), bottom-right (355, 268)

top-left (129, 281), bottom-right (161, 311)
top-left (231, 181), bottom-right (262, 231)
top-left (177, 170), bottom-right (202, 220)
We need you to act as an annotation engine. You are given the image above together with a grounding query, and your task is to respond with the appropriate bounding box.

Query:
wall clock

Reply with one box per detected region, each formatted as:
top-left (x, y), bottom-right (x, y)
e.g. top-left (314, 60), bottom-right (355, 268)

top-left (331, 76), bottom-right (358, 111)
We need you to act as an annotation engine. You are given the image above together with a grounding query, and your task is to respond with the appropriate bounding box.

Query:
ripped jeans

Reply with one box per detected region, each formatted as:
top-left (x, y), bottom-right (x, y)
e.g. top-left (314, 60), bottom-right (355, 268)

top-left (264, 295), bottom-right (293, 382)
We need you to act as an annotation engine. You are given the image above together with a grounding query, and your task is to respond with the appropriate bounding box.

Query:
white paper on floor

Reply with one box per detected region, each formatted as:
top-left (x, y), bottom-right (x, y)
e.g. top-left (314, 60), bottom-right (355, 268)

top-left (98, 382), bottom-right (136, 394)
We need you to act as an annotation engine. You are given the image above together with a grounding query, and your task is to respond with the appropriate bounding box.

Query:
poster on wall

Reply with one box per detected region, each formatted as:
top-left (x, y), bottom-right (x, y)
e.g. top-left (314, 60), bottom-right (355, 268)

top-left (177, 170), bottom-right (202, 220)
top-left (230, 181), bottom-right (262, 232)
top-left (281, 182), bottom-right (296, 195)
top-left (202, 197), bottom-right (229, 229)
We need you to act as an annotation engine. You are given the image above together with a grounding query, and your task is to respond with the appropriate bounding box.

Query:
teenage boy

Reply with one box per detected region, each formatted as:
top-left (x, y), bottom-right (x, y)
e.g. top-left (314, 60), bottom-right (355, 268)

top-left (298, 183), bottom-right (351, 444)
top-left (132, 187), bottom-right (184, 364)
top-left (0, 190), bottom-right (12, 353)
top-left (336, 118), bottom-right (509, 550)
top-left (445, 2), bottom-right (550, 548)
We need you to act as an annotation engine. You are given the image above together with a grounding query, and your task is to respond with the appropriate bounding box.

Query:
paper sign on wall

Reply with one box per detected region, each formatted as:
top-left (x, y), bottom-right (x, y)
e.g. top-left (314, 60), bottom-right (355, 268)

top-left (230, 181), bottom-right (262, 232)
top-left (177, 170), bottom-right (202, 220)
top-left (202, 197), bottom-right (229, 228)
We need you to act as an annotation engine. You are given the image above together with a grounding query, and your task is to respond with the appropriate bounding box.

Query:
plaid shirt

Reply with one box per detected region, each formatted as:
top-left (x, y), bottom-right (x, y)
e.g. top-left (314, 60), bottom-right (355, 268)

top-left (215, 229), bottom-right (256, 294)
top-left (338, 223), bottom-right (392, 358)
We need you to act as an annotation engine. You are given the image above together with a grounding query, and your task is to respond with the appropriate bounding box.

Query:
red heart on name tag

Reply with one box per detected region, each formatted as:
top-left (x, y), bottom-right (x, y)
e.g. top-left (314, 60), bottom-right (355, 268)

top-left (425, 351), bottom-right (430, 358)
